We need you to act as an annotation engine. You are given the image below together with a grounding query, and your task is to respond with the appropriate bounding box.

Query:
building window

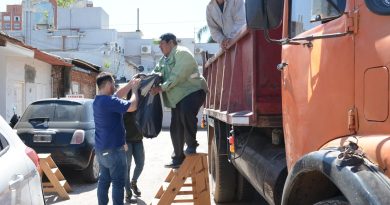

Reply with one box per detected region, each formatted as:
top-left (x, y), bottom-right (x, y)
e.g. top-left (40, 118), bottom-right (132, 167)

top-left (3, 16), bottom-right (11, 21)
top-left (13, 23), bottom-right (21, 30)
top-left (3, 23), bottom-right (11, 30)
top-left (14, 16), bottom-right (20, 22)
top-left (72, 82), bottom-right (80, 94)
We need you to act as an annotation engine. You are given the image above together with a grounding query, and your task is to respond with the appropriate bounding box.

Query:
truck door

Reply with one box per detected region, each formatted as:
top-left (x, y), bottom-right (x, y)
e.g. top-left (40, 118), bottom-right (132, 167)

top-left (354, 0), bottom-right (390, 134)
top-left (282, 0), bottom-right (355, 168)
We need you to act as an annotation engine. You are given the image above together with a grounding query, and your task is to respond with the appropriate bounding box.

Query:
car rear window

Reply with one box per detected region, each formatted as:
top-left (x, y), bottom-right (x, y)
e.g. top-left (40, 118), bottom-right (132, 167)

top-left (0, 132), bottom-right (9, 155)
top-left (20, 101), bottom-right (83, 122)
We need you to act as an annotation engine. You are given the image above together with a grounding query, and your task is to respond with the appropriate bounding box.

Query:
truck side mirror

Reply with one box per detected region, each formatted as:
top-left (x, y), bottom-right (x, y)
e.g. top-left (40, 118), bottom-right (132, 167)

top-left (246, 0), bottom-right (284, 30)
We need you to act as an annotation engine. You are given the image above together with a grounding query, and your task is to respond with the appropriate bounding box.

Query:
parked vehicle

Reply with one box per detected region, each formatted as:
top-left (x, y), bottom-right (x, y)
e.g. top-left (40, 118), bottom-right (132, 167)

top-left (204, 0), bottom-right (390, 204)
top-left (15, 98), bottom-right (99, 183)
top-left (0, 116), bottom-right (44, 205)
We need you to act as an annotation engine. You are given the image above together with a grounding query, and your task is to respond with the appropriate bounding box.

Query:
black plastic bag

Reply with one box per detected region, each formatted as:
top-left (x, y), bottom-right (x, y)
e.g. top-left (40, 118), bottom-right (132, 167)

top-left (134, 74), bottom-right (163, 138)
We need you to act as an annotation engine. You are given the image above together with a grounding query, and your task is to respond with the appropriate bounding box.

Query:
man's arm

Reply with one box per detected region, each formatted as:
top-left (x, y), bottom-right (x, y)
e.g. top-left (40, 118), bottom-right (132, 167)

top-left (206, 6), bottom-right (226, 44)
top-left (115, 78), bottom-right (140, 99)
top-left (127, 88), bottom-right (139, 112)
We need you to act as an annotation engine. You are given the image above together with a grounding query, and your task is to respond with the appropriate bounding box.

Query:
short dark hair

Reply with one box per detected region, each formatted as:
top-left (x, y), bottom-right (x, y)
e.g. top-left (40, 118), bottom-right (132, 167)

top-left (160, 33), bottom-right (177, 45)
top-left (96, 72), bottom-right (114, 89)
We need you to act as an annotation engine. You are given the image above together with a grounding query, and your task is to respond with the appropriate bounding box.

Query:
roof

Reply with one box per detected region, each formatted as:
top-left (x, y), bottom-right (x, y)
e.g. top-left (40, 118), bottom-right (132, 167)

top-left (71, 59), bottom-right (100, 73)
top-left (0, 32), bottom-right (72, 67)
top-left (34, 49), bottom-right (73, 67)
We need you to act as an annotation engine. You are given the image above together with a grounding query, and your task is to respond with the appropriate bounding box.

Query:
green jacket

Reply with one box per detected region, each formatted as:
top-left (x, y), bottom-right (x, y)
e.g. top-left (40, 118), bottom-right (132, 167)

top-left (154, 46), bottom-right (208, 108)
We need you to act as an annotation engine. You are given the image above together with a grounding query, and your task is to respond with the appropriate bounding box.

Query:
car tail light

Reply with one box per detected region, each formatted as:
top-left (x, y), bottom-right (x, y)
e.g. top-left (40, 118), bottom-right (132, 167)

top-left (70, 130), bottom-right (85, 144)
top-left (25, 147), bottom-right (40, 169)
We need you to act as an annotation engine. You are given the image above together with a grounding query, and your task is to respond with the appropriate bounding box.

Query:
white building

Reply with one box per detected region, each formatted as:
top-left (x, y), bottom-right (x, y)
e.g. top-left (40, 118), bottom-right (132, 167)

top-left (3, 0), bottom-right (220, 127)
top-left (0, 32), bottom-right (70, 121)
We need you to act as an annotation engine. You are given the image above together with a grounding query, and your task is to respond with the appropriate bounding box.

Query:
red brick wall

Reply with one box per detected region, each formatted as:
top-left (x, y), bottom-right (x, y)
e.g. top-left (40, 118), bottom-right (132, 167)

top-left (70, 69), bottom-right (98, 99)
top-left (52, 66), bottom-right (65, 98)
top-left (1, 5), bottom-right (22, 31)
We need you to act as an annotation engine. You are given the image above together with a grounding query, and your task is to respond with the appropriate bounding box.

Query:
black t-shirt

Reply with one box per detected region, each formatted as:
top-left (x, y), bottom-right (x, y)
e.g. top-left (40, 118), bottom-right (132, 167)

top-left (123, 111), bottom-right (143, 142)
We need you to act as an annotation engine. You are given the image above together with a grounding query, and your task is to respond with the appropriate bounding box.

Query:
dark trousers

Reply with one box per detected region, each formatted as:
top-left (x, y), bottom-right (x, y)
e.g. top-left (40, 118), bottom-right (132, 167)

top-left (170, 89), bottom-right (206, 163)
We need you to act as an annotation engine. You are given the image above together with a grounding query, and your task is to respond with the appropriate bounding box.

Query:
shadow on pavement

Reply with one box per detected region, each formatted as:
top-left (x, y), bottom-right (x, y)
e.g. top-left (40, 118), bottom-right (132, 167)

top-left (44, 167), bottom-right (98, 204)
top-left (126, 197), bottom-right (147, 205)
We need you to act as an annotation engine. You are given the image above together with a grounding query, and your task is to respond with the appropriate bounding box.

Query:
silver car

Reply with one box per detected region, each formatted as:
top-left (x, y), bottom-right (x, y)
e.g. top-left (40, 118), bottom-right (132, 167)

top-left (0, 116), bottom-right (44, 205)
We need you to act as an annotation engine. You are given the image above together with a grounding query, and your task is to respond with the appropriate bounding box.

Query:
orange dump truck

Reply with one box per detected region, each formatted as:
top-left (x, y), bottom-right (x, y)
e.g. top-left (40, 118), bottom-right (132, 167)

top-left (204, 1), bottom-right (390, 204)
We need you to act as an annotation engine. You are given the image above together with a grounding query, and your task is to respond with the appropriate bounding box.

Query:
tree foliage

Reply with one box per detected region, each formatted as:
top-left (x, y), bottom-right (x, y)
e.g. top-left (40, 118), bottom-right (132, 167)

top-left (57, 0), bottom-right (76, 8)
top-left (197, 25), bottom-right (216, 43)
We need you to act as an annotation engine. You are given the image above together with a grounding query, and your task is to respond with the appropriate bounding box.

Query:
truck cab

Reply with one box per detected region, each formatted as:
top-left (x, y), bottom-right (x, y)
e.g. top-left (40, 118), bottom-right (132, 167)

top-left (205, 0), bottom-right (390, 204)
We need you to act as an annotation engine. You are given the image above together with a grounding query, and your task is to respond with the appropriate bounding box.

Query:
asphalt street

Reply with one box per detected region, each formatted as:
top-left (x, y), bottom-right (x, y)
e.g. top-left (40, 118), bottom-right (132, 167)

top-left (44, 130), bottom-right (267, 205)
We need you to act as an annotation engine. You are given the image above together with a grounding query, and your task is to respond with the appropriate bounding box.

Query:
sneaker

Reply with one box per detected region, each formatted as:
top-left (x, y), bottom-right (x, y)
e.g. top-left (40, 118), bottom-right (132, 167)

top-left (184, 146), bottom-right (197, 156)
top-left (125, 194), bottom-right (137, 204)
top-left (164, 160), bottom-right (182, 169)
top-left (131, 181), bottom-right (141, 197)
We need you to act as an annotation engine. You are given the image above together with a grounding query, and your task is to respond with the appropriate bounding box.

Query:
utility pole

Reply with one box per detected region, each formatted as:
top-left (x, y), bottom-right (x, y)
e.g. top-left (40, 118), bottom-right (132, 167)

top-left (136, 8), bottom-right (140, 32)
top-left (23, 0), bottom-right (31, 44)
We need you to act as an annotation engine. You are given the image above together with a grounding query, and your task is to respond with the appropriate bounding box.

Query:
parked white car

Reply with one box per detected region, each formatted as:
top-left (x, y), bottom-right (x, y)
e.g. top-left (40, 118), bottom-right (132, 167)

top-left (0, 116), bottom-right (44, 205)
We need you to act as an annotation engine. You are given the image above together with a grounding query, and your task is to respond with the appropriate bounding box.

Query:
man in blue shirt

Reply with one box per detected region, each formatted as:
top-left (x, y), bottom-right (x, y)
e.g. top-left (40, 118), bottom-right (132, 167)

top-left (93, 72), bottom-right (140, 205)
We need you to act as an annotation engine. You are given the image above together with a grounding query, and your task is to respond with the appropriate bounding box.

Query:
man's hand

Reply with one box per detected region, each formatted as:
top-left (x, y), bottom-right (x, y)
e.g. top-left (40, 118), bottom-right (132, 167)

top-left (221, 38), bottom-right (231, 50)
top-left (115, 78), bottom-right (141, 99)
top-left (130, 78), bottom-right (141, 90)
top-left (150, 86), bottom-right (162, 95)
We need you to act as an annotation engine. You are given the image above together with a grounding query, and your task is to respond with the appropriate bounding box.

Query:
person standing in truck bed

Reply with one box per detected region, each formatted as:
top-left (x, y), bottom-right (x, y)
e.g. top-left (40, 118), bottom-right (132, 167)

top-left (206, 0), bottom-right (246, 49)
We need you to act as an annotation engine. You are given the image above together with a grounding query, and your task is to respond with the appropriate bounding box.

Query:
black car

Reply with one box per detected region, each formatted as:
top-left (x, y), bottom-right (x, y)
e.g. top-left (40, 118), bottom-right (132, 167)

top-left (15, 98), bottom-right (99, 182)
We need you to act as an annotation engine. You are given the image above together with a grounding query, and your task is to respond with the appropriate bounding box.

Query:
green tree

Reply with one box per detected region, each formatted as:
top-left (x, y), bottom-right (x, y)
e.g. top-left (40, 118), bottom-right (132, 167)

top-left (197, 25), bottom-right (216, 43)
top-left (57, 0), bottom-right (76, 8)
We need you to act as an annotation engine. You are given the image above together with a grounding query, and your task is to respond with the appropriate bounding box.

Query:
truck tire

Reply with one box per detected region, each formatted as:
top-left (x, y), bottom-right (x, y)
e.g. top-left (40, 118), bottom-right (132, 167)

top-left (313, 197), bottom-right (349, 205)
top-left (210, 121), bottom-right (237, 203)
top-left (83, 153), bottom-right (99, 183)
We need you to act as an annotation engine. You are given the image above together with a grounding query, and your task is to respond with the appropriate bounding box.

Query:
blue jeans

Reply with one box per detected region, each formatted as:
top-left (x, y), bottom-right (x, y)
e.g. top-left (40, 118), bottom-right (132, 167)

top-left (125, 141), bottom-right (145, 194)
top-left (96, 147), bottom-right (127, 205)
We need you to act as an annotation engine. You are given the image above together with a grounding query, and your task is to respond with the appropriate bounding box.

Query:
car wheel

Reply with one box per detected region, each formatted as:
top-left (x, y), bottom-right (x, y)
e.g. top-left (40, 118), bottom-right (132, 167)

top-left (83, 153), bottom-right (99, 183)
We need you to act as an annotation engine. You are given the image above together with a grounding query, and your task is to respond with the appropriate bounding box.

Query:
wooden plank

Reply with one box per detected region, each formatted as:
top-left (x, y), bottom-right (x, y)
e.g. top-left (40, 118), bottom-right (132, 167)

top-left (165, 169), bottom-right (175, 182)
top-left (192, 159), bottom-right (202, 205)
top-left (172, 199), bottom-right (196, 203)
top-left (197, 155), bottom-right (211, 205)
top-left (60, 180), bottom-right (72, 193)
top-left (157, 155), bottom-right (201, 205)
top-left (46, 156), bottom-right (57, 169)
top-left (40, 155), bottom-right (71, 200)
top-left (155, 186), bottom-right (164, 199)
top-left (152, 154), bottom-right (211, 205)
top-left (38, 153), bottom-right (51, 159)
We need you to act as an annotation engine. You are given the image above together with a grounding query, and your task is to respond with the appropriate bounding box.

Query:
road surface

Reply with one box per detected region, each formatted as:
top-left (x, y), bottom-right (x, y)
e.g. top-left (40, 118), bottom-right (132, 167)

top-left (44, 130), bottom-right (267, 205)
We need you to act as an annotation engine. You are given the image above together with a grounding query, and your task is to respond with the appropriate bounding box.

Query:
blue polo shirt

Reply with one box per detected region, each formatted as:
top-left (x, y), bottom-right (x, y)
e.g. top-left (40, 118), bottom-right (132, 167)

top-left (93, 95), bottom-right (131, 151)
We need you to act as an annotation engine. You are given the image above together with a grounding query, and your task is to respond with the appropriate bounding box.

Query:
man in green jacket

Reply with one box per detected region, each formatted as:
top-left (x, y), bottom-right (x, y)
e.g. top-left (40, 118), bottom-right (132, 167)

top-left (151, 33), bottom-right (208, 168)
